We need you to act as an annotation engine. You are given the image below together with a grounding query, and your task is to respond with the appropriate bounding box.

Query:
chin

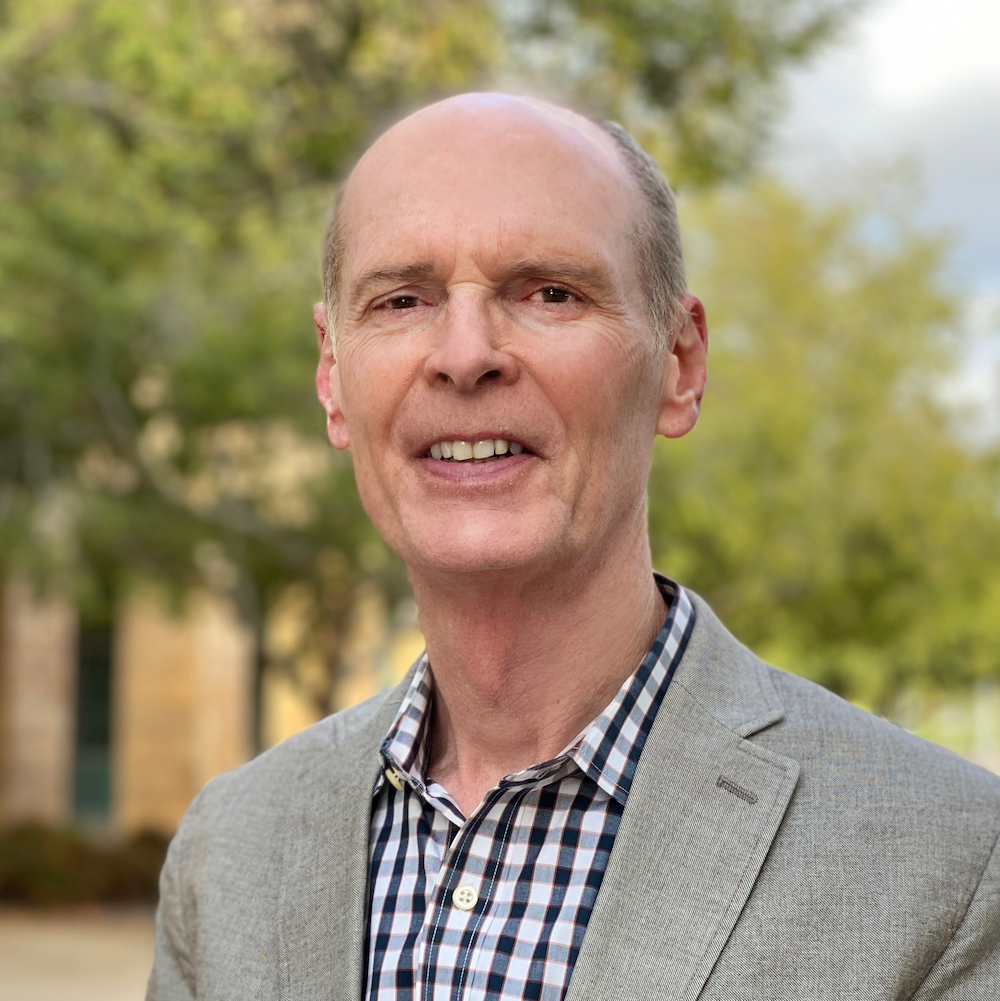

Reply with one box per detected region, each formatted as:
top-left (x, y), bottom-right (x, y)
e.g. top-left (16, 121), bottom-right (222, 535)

top-left (394, 510), bottom-right (558, 577)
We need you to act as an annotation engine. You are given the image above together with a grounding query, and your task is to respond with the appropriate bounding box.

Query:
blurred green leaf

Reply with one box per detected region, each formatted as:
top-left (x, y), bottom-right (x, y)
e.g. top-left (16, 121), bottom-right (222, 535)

top-left (0, 0), bottom-right (875, 726)
top-left (650, 179), bottom-right (1000, 711)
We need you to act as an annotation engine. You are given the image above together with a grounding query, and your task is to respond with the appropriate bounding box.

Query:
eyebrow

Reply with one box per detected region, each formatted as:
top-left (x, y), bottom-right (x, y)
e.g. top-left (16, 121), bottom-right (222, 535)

top-left (502, 259), bottom-right (618, 298)
top-left (348, 261), bottom-right (438, 311)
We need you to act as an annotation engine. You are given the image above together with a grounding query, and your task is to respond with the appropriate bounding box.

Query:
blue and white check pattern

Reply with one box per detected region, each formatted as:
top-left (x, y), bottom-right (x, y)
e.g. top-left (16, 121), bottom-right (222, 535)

top-left (365, 577), bottom-right (695, 1001)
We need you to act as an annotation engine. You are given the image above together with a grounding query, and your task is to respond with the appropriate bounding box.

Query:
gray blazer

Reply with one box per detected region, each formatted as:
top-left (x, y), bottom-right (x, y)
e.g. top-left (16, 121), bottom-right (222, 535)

top-left (147, 593), bottom-right (1000, 1000)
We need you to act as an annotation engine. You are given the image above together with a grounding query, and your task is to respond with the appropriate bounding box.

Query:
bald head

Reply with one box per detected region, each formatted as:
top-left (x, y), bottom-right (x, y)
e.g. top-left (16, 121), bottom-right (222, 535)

top-left (351, 93), bottom-right (627, 187)
top-left (323, 93), bottom-right (686, 346)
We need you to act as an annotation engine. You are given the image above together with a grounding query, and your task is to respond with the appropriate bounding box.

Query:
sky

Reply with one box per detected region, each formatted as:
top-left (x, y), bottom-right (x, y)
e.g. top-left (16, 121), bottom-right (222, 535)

top-left (770, 0), bottom-right (1000, 435)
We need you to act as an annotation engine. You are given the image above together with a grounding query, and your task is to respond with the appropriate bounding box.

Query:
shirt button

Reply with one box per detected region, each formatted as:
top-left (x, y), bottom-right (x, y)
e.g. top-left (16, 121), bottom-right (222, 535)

top-left (452, 883), bottom-right (478, 911)
top-left (385, 767), bottom-right (406, 791)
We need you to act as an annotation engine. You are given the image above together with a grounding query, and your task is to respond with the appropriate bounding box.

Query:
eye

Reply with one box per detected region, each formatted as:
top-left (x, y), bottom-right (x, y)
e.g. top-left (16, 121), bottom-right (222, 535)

top-left (536, 286), bottom-right (574, 304)
top-left (387, 294), bottom-right (420, 310)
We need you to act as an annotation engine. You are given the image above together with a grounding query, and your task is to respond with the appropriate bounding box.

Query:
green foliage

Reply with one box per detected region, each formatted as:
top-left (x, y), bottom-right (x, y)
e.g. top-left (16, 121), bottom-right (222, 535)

top-left (650, 180), bottom-right (1000, 710)
top-left (0, 0), bottom-right (495, 631)
top-left (0, 822), bottom-right (169, 905)
top-left (0, 0), bottom-right (858, 717)
top-left (501, 0), bottom-right (860, 183)
top-left (4, 0), bottom-right (997, 720)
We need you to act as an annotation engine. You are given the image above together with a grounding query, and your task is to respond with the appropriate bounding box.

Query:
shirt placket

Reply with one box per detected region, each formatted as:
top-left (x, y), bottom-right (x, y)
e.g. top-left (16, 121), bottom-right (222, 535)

top-left (417, 783), bottom-right (527, 1001)
top-left (411, 807), bottom-right (452, 978)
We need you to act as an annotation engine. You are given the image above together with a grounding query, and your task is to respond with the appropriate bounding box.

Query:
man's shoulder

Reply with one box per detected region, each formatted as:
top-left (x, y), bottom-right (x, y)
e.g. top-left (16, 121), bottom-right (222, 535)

top-left (682, 588), bottom-right (1000, 809)
top-left (677, 588), bottom-right (1000, 897)
top-left (748, 660), bottom-right (1000, 912)
top-left (667, 602), bottom-right (1000, 998)
top-left (181, 686), bottom-right (394, 837)
top-left (763, 661), bottom-right (1000, 805)
top-left (149, 686), bottom-right (403, 997)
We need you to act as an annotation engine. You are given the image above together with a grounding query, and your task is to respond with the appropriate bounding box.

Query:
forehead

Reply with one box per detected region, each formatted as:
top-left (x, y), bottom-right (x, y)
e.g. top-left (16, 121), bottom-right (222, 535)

top-left (338, 98), bottom-right (640, 283)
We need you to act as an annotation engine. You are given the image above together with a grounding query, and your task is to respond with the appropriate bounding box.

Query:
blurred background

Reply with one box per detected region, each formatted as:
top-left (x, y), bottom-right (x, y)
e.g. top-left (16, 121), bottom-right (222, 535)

top-left (1, 0), bottom-right (998, 996)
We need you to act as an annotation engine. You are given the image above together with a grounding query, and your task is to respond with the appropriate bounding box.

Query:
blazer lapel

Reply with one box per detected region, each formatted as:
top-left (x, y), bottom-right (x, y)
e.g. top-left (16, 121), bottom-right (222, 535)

top-left (565, 594), bottom-right (800, 1001)
top-left (277, 683), bottom-right (410, 1001)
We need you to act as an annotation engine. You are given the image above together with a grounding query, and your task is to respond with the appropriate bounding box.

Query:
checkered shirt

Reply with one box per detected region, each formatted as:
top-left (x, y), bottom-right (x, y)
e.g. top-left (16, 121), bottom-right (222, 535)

top-left (365, 578), bottom-right (695, 1001)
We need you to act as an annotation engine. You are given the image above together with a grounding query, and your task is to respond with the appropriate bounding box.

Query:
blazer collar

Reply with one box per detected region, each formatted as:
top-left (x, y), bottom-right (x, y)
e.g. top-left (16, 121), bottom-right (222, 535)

top-left (564, 591), bottom-right (800, 1001)
top-left (277, 678), bottom-right (410, 1001)
top-left (669, 591), bottom-right (786, 738)
top-left (278, 590), bottom-right (799, 1001)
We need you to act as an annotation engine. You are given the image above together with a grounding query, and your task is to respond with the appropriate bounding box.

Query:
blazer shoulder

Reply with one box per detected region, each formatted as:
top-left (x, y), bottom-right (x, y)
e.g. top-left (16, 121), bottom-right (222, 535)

top-left (759, 661), bottom-right (1000, 823)
top-left (181, 686), bottom-right (395, 835)
top-left (150, 682), bottom-right (403, 999)
top-left (737, 662), bottom-right (1000, 988)
top-left (673, 592), bottom-right (1000, 999)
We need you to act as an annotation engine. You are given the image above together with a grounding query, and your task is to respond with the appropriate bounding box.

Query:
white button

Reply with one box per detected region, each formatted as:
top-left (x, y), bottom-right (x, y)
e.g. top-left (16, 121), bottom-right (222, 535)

top-left (452, 883), bottom-right (478, 911)
top-left (385, 767), bottom-right (406, 791)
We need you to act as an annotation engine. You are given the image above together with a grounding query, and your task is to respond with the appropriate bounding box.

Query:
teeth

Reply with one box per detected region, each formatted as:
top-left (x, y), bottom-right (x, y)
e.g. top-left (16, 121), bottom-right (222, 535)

top-left (427, 438), bottom-right (526, 461)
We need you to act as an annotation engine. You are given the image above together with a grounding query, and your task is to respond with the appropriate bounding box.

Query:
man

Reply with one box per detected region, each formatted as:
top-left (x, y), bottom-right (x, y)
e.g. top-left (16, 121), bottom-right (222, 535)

top-left (148, 94), bottom-right (1000, 1000)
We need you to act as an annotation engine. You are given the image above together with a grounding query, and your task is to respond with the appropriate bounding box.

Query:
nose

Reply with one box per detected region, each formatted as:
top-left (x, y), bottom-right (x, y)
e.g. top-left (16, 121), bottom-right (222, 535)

top-left (423, 291), bottom-right (518, 392)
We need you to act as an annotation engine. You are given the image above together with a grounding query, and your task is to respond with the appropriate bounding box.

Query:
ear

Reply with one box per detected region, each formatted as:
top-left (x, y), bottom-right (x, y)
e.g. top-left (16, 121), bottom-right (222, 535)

top-left (314, 302), bottom-right (350, 450)
top-left (656, 294), bottom-right (708, 439)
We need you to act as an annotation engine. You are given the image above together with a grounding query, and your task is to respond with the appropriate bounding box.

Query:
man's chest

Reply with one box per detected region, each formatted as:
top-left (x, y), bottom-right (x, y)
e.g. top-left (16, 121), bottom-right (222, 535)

top-left (365, 775), bottom-right (623, 1001)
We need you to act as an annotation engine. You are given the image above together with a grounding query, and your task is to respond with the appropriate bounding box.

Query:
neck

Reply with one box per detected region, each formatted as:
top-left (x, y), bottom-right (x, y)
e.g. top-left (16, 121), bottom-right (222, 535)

top-left (411, 524), bottom-right (666, 817)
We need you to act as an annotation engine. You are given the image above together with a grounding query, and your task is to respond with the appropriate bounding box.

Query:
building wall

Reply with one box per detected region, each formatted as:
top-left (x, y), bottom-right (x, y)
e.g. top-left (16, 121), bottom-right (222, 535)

top-left (0, 577), bottom-right (78, 826)
top-left (0, 573), bottom-right (416, 836)
top-left (113, 587), bottom-right (254, 835)
top-left (260, 583), bottom-right (424, 750)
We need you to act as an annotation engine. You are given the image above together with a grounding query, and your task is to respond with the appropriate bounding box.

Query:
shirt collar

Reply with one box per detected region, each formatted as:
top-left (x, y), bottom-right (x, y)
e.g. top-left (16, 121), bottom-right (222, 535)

top-left (376, 575), bottom-right (696, 808)
top-left (571, 578), bottom-right (694, 803)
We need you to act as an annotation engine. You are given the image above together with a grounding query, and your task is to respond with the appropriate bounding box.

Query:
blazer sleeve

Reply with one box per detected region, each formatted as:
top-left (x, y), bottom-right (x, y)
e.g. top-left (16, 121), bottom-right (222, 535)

top-left (911, 827), bottom-right (1000, 1000)
top-left (145, 802), bottom-right (200, 1001)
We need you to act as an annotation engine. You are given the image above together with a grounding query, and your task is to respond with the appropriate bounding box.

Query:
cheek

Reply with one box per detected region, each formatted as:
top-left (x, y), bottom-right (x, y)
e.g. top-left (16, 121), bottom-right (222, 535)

top-left (336, 340), bottom-right (424, 528)
top-left (339, 391), bottom-right (402, 538)
top-left (338, 339), bottom-right (410, 443)
top-left (541, 337), bottom-right (658, 450)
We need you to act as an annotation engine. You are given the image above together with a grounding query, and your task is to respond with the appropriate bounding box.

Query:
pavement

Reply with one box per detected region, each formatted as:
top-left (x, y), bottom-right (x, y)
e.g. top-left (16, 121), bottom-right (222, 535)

top-left (0, 907), bottom-right (154, 1001)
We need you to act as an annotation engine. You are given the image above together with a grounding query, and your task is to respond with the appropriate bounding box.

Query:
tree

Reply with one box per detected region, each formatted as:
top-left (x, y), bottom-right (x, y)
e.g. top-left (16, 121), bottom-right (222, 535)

top-left (0, 0), bottom-right (499, 718)
top-left (0, 0), bottom-right (864, 728)
top-left (649, 179), bottom-right (1000, 711)
top-left (502, 0), bottom-right (862, 184)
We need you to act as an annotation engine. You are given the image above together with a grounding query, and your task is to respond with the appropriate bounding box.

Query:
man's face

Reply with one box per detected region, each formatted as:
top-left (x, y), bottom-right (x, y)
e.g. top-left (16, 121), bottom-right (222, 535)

top-left (317, 96), bottom-right (703, 580)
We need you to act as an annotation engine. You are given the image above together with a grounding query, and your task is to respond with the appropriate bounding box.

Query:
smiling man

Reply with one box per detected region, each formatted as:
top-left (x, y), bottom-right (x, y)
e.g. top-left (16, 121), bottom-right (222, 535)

top-left (148, 95), bottom-right (1000, 1001)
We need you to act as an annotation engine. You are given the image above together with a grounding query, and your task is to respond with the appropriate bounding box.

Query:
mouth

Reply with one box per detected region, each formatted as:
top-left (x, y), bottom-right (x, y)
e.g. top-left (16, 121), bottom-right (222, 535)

top-left (424, 438), bottom-right (532, 463)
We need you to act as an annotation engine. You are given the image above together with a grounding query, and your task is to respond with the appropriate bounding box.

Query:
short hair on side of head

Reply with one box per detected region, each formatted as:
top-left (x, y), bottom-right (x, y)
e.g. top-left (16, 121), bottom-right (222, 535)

top-left (594, 119), bottom-right (687, 348)
top-left (321, 187), bottom-right (345, 349)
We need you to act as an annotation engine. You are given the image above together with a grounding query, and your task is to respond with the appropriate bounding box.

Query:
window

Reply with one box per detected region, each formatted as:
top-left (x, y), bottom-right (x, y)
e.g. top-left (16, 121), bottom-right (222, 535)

top-left (73, 626), bottom-right (113, 821)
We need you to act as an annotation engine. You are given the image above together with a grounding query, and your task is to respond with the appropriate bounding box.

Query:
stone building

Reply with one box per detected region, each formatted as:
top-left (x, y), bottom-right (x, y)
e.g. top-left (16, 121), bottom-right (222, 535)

top-left (0, 577), bottom-right (422, 835)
